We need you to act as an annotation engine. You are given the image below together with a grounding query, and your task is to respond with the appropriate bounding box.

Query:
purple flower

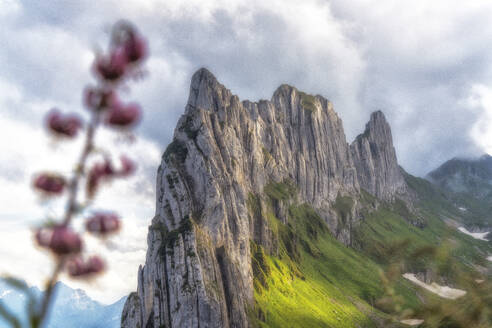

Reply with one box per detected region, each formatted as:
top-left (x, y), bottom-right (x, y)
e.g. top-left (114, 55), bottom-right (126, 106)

top-left (67, 256), bottom-right (105, 277)
top-left (119, 156), bottom-right (136, 176)
top-left (94, 47), bottom-right (128, 81)
top-left (106, 101), bottom-right (141, 127)
top-left (86, 212), bottom-right (121, 235)
top-left (35, 226), bottom-right (82, 255)
top-left (123, 34), bottom-right (147, 62)
top-left (33, 173), bottom-right (66, 195)
top-left (46, 109), bottom-right (82, 137)
top-left (86, 256), bottom-right (105, 273)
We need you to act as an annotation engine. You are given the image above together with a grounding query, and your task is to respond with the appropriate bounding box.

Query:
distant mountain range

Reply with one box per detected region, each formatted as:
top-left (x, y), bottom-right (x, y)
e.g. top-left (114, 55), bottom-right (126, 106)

top-left (427, 154), bottom-right (492, 199)
top-left (427, 154), bottom-right (492, 229)
top-left (0, 280), bottom-right (125, 328)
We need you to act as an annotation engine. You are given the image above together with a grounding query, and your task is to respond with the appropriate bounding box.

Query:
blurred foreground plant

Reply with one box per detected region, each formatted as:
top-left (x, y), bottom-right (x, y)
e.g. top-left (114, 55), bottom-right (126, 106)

top-left (377, 240), bottom-right (492, 327)
top-left (0, 21), bottom-right (147, 328)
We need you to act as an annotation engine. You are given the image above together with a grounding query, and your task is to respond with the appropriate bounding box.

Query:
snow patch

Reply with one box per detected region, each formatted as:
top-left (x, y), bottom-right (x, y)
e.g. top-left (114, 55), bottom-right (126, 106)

top-left (403, 273), bottom-right (466, 300)
top-left (400, 319), bottom-right (424, 326)
top-left (488, 256), bottom-right (492, 261)
top-left (457, 227), bottom-right (490, 241)
top-left (458, 207), bottom-right (467, 212)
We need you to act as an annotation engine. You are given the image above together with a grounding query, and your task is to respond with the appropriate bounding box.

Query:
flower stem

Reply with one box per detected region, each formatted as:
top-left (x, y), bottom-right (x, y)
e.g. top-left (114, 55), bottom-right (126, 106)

top-left (35, 114), bottom-right (100, 328)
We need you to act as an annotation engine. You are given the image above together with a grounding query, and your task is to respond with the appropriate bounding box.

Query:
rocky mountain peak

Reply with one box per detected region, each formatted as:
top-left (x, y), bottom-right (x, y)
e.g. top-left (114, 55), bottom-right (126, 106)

top-left (186, 67), bottom-right (231, 114)
top-left (366, 110), bottom-right (392, 139)
top-left (122, 69), bottom-right (411, 328)
top-left (271, 83), bottom-right (336, 116)
top-left (350, 110), bottom-right (407, 201)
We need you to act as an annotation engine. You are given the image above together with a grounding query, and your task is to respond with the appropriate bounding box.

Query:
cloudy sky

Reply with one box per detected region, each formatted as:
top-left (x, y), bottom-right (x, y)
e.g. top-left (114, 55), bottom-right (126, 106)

top-left (2, 0), bottom-right (492, 304)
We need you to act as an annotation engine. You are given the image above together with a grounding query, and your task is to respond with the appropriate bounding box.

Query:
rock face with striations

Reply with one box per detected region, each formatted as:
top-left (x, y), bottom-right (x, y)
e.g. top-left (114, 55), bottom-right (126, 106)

top-left (350, 111), bottom-right (407, 201)
top-left (121, 68), bottom-right (408, 328)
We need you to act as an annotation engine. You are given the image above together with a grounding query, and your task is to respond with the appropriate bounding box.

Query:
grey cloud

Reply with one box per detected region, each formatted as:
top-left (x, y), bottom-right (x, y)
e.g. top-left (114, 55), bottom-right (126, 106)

top-left (136, 3), bottom-right (364, 143)
top-left (328, 0), bottom-right (492, 174)
top-left (2, 0), bottom-right (492, 178)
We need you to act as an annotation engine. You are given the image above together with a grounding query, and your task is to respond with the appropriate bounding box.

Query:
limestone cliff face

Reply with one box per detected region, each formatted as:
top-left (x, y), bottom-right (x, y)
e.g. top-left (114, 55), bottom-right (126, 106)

top-left (350, 111), bottom-right (407, 201)
top-left (121, 69), bottom-right (407, 328)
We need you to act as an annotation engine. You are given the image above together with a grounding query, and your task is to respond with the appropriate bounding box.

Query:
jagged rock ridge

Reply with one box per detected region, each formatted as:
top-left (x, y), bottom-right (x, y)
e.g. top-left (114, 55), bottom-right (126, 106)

top-left (121, 68), bottom-right (408, 328)
top-left (350, 110), bottom-right (408, 201)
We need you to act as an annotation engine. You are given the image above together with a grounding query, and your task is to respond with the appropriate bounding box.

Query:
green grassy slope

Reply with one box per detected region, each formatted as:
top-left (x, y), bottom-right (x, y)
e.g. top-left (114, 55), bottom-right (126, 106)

top-left (250, 177), bottom-right (492, 328)
top-left (407, 170), bottom-right (492, 229)
top-left (251, 204), bottom-right (388, 328)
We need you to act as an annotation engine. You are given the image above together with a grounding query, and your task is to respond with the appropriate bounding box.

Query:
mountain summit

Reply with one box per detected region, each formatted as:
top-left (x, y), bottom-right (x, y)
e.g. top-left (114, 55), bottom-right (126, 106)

top-left (121, 68), bottom-right (411, 328)
top-left (351, 110), bottom-right (408, 201)
top-left (427, 154), bottom-right (492, 198)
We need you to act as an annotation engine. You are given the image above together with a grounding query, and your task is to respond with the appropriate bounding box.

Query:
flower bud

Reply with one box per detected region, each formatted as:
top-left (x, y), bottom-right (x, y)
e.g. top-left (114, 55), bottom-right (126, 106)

top-left (86, 212), bottom-right (121, 235)
top-left (100, 159), bottom-right (115, 176)
top-left (119, 156), bottom-right (136, 176)
top-left (86, 256), bottom-right (105, 273)
top-left (106, 102), bottom-right (141, 127)
top-left (67, 256), bottom-right (105, 278)
top-left (35, 226), bottom-right (82, 255)
top-left (94, 47), bottom-right (127, 81)
top-left (33, 173), bottom-right (66, 195)
top-left (123, 35), bottom-right (147, 62)
top-left (46, 109), bottom-right (82, 138)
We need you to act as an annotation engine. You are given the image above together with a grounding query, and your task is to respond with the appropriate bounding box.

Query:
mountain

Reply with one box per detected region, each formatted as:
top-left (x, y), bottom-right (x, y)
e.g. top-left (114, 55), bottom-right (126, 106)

top-left (426, 155), bottom-right (492, 229)
top-left (0, 280), bottom-right (125, 328)
top-left (350, 110), bottom-right (408, 202)
top-left (427, 154), bottom-right (492, 198)
top-left (122, 68), bottom-right (492, 328)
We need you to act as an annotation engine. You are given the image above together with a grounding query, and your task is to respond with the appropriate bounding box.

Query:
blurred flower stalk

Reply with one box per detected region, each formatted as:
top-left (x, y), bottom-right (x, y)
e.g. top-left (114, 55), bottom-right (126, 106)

top-left (0, 21), bottom-right (147, 328)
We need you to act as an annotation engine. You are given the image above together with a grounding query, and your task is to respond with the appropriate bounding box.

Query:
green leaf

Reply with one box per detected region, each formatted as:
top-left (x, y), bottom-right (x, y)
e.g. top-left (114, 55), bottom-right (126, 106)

top-left (1, 276), bottom-right (41, 327)
top-left (1, 277), bottom-right (29, 292)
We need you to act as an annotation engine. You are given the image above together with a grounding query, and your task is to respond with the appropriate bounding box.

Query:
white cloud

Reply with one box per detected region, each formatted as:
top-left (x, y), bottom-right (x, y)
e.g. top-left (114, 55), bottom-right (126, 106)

top-left (328, 0), bottom-right (492, 172)
top-left (1, 0), bottom-right (492, 174)
top-left (469, 84), bottom-right (492, 155)
top-left (0, 0), bottom-right (21, 17)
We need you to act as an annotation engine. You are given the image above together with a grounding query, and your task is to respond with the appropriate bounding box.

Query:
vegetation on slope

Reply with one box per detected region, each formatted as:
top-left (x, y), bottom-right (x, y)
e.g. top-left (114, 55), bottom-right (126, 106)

top-left (249, 177), bottom-right (492, 328)
top-left (249, 183), bottom-right (418, 327)
top-left (251, 204), bottom-right (384, 328)
top-left (299, 92), bottom-right (318, 112)
top-left (355, 174), bottom-right (492, 327)
top-left (406, 170), bottom-right (492, 229)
